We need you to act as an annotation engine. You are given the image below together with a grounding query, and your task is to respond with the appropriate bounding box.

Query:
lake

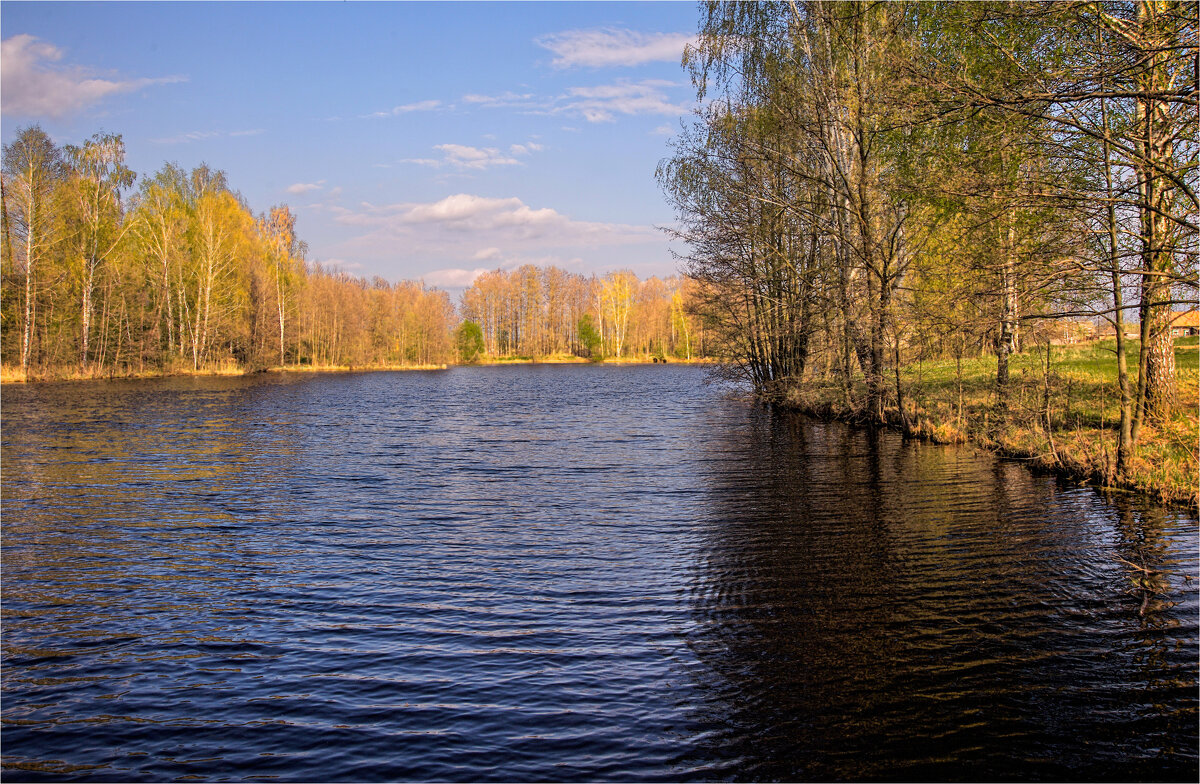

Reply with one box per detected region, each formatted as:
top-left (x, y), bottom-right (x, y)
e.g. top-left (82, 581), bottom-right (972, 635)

top-left (2, 364), bottom-right (1196, 781)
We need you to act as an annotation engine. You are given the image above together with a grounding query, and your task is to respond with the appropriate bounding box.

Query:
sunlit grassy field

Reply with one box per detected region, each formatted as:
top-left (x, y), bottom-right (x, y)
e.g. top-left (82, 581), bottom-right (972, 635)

top-left (905, 339), bottom-right (1197, 426)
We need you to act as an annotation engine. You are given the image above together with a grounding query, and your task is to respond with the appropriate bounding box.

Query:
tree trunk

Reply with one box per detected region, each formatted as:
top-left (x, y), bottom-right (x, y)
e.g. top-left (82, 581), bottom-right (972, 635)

top-left (22, 208), bottom-right (34, 373)
top-left (1134, 0), bottom-right (1178, 424)
top-left (1102, 96), bottom-right (1134, 474)
top-left (277, 275), bottom-right (286, 366)
top-left (81, 258), bottom-right (95, 370)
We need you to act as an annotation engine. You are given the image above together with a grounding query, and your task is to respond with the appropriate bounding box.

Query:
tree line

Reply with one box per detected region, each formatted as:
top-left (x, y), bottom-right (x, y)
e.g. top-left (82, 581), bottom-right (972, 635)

top-left (1, 127), bottom-right (712, 378)
top-left (1, 126), bottom-right (458, 376)
top-left (458, 266), bottom-right (708, 361)
top-left (658, 0), bottom-right (1196, 475)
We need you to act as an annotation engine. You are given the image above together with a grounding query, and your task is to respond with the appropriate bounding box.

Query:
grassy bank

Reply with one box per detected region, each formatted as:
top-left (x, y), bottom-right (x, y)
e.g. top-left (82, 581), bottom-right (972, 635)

top-left (781, 339), bottom-right (1199, 507)
top-left (472, 354), bottom-right (589, 365)
top-left (471, 353), bottom-right (712, 366)
top-left (0, 353), bottom-right (715, 382)
top-left (0, 354), bottom-right (711, 382)
top-left (1, 361), bottom-right (448, 384)
top-left (271, 362), bottom-right (448, 375)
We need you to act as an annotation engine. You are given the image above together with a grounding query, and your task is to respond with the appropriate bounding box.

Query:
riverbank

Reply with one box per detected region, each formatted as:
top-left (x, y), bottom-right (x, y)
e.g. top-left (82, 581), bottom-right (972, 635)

top-left (0, 362), bottom-right (449, 384)
top-left (778, 340), bottom-right (1199, 507)
top-left (0, 356), bottom-right (713, 384)
top-left (471, 353), bottom-right (712, 366)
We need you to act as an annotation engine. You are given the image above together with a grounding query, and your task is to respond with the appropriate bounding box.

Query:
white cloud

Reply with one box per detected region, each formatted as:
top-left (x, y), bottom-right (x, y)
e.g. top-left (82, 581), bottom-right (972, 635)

top-left (426, 255), bottom-right (590, 290)
top-left (150, 128), bottom-right (265, 144)
top-left (462, 91), bottom-right (536, 108)
top-left (461, 80), bottom-right (685, 124)
top-left (536, 28), bottom-right (693, 68)
top-left (435, 143), bottom-right (520, 170)
top-left (509, 142), bottom-right (545, 156)
top-left (287, 181), bottom-right (325, 195)
top-left (398, 141), bottom-right (542, 171)
top-left (390, 158), bottom-right (440, 168)
top-left (329, 193), bottom-right (658, 268)
top-left (362, 99), bottom-right (442, 119)
top-left (422, 267), bottom-right (491, 288)
top-left (560, 80), bottom-right (684, 123)
top-left (1, 34), bottom-right (184, 118)
top-left (399, 194), bottom-right (552, 227)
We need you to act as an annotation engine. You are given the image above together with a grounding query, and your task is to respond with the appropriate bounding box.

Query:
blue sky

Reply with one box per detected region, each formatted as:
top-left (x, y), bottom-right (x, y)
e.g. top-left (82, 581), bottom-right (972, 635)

top-left (1, 1), bottom-right (699, 288)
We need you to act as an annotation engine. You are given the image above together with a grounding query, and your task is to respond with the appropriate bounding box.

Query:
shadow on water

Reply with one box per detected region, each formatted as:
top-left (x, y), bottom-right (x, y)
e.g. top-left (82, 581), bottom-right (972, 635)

top-left (680, 402), bottom-right (1198, 781)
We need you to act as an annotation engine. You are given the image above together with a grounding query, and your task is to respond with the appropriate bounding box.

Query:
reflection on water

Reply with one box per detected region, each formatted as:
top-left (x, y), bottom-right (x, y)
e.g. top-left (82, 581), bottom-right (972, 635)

top-left (684, 407), bottom-right (1197, 781)
top-left (2, 367), bottom-right (1196, 781)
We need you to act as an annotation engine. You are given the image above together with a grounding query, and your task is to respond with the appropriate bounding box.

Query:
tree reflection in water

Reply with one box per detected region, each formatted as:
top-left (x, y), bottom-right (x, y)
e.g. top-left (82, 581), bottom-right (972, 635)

top-left (682, 403), bottom-right (1198, 781)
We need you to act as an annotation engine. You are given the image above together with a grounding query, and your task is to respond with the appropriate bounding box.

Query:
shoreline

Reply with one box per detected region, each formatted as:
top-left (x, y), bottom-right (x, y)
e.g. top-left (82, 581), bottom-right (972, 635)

top-left (468, 355), bottom-right (714, 367)
top-left (771, 371), bottom-right (1198, 510)
top-left (777, 398), bottom-right (1149, 501)
top-left (0, 363), bottom-right (450, 385)
top-left (0, 356), bottom-right (714, 385)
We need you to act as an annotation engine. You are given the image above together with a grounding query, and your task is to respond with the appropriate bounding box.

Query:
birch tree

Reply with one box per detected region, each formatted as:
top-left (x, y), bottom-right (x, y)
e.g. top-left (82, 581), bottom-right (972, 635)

top-left (260, 205), bottom-right (303, 366)
top-left (2, 126), bottom-right (63, 373)
top-left (64, 133), bottom-right (135, 370)
top-left (130, 163), bottom-right (189, 362)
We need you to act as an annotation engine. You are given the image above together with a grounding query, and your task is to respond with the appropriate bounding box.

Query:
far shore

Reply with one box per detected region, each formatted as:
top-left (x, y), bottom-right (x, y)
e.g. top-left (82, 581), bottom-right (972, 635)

top-left (0, 356), bottom-right (713, 384)
top-left (468, 354), bottom-right (713, 366)
top-left (0, 362), bottom-right (448, 384)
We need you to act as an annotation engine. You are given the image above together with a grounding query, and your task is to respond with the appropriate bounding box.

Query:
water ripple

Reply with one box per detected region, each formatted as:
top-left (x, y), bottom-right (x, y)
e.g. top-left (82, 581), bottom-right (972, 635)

top-left (2, 366), bottom-right (1196, 781)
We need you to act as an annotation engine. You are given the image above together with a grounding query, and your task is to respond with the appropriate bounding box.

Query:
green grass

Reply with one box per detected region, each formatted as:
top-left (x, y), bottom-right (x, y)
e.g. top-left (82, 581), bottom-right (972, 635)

top-left (785, 339), bottom-right (1199, 506)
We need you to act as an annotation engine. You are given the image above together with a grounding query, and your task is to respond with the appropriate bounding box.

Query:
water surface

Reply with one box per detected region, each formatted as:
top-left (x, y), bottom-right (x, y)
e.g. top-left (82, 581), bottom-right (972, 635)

top-left (2, 365), bottom-right (1196, 780)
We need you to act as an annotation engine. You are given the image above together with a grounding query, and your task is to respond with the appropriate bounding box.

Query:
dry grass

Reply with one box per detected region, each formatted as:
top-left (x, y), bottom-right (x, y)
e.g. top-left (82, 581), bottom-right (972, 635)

top-left (1, 361), bottom-right (450, 384)
top-left (272, 363), bottom-right (449, 374)
top-left (477, 354), bottom-right (589, 365)
top-left (474, 353), bottom-right (711, 366)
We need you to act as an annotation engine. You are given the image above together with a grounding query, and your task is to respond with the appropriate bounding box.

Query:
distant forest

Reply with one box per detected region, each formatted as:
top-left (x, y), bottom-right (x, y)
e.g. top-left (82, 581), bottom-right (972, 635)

top-left (0, 129), bottom-right (709, 377)
top-left (0, 132), bottom-right (451, 373)
top-left (459, 267), bottom-right (707, 360)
